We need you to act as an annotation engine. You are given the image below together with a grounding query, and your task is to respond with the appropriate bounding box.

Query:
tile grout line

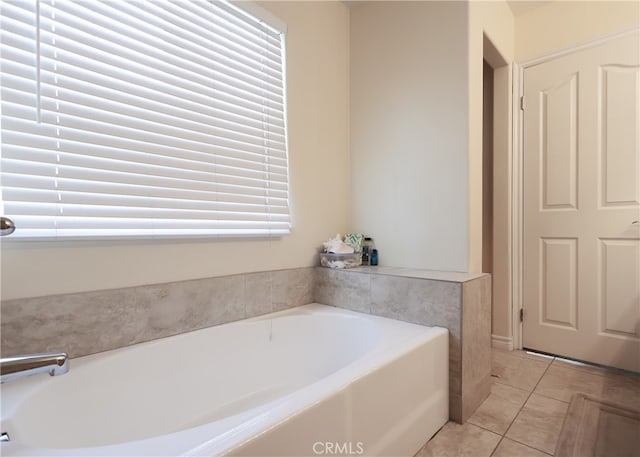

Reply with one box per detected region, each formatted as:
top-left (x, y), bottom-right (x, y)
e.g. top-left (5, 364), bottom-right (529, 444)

top-left (491, 379), bottom-right (535, 394)
top-left (501, 356), bottom-right (557, 455)
top-left (529, 391), bottom-right (570, 404)
top-left (489, 436), bottom-right (505, 457)
top-left (505, 357), bottom-right (553, 418)
top-left (488, 356), bottom-right (555, 457)
top-left (466, 421), bottom-right (506, 437)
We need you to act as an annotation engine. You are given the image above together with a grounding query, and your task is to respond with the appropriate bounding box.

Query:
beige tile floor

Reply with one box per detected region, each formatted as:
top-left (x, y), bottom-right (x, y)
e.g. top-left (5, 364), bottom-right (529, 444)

top-left (416, 349), bottom-right (640, 457)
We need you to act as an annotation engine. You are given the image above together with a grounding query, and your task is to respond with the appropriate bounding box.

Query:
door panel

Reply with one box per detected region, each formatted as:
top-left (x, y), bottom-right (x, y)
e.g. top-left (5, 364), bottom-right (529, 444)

top-left (540, 238), bottom-right (577, 328)
top-left (601, 65), bottom-right (640, 207)
top-left (600, 239), bottom-right (639, 337)
top-left (541, 74), bottom-right (578, 210)
top-left (523, 31), bottom-right (640, 372)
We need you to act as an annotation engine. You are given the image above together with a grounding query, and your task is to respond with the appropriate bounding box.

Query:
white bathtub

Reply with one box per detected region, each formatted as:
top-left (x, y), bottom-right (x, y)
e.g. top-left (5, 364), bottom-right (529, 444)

top-left (1, 304), bottom-right (448, 456)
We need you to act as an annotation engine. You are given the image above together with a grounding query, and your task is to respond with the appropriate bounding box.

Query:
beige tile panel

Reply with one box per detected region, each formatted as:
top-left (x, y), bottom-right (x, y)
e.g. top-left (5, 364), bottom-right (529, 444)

top-left (370, 275), bottom-right (462, 328)
top-left (1, 267), bottom-right (315, 359)
top-left (505, 393), bottom-right (569, 455)
top-left (492, 438), bottom-right (551, 457)
top-left (271, 267), bottom-right (314, 311)
top-left (313, 267), bottom-right (371, 313)
top-left (245, 267), bottom-right (315, 316)
top-left (0, 288), bottom-right (139, 358)
top-left (534, 364), bottom-right (640, 410)
top-left (449, 394), bottom-right (463, 424)
top-left (467, 382), bottom-right (530, 435)
top-left (461, 276), bottom-right (492, 421)
top-left (461, 374), bottom-right (492, 423)
top-left (244, 271), bottom-right (273, 317)
top-left (133, 274), bottom-right (245, 343)
top-left (492, 350), bottom-right (550, 392)
top-left (369, 275), bottom-right (462, 380)
top-left (415, 422), bottom-right (501, 457)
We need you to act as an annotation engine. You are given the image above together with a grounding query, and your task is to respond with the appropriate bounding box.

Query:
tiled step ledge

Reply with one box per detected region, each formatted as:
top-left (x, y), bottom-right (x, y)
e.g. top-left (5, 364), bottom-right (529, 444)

top-left (332, 265), bottom-right (487, 283)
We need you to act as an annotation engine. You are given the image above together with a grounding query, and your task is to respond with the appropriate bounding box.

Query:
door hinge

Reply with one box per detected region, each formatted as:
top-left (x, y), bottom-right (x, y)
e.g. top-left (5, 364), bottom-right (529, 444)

top-left (519, 308), bottom-right (524, 322)
top-left (520, 96), bottom-right (525, 111)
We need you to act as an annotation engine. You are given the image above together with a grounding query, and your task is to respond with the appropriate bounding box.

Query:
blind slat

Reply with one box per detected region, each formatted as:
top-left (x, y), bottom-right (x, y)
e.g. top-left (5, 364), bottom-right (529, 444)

top-left (2, 131), bottom-right (289, 173)
top-left (2, 117), bottom-right (288, 165)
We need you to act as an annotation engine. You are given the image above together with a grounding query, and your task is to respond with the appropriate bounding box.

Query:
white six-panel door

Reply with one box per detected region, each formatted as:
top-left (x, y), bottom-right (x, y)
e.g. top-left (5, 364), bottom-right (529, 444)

top-left (522, 31), bottom-right (640, 372)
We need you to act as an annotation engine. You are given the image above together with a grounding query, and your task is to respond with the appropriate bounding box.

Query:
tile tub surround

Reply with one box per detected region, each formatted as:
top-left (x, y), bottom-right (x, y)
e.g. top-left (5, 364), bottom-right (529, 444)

top-left (3, 264), bottom-right (490, 424)
top-left (314, 266), bottom-right (492, 423)
top-left (0, 267), bottom-right (314, 359)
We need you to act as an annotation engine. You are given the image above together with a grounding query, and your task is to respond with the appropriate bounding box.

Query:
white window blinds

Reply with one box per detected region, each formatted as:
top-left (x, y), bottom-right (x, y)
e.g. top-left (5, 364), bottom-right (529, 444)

top-left (1, 0), bottom-right (290, 238)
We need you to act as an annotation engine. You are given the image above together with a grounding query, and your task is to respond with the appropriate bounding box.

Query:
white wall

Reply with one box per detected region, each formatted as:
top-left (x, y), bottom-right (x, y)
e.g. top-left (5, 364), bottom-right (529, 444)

top-left (515, 1), bottom-right (640, 61)
top-left (350, 1), bottom-right (470, 272)
top-left (0, 1), bottom-right (351, 300)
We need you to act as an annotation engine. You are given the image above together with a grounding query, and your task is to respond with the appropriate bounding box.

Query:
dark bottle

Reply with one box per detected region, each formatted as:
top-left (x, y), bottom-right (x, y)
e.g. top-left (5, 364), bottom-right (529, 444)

top-left (370, 249), bottom-right (379, 266)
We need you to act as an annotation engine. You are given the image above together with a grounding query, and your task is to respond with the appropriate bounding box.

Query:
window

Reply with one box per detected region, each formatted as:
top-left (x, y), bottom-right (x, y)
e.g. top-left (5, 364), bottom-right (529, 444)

top-left (1, 0), bottom-right (290, 238)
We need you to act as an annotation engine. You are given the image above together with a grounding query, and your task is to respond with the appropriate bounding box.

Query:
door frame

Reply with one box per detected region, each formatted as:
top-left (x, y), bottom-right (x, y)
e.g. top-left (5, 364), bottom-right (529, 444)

top-left (510, 26), bottom-right (640, 350)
